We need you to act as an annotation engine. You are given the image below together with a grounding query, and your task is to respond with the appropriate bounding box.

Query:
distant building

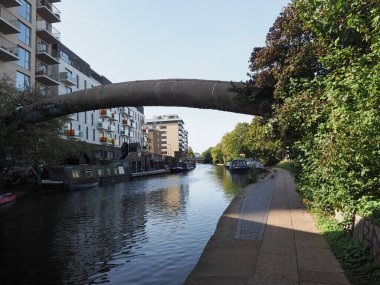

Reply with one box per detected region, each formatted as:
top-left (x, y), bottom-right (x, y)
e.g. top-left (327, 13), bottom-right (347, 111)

top-left (147, 128), bottom-right (162, 155)
top-left (146, 114), bottom-right (188, 157)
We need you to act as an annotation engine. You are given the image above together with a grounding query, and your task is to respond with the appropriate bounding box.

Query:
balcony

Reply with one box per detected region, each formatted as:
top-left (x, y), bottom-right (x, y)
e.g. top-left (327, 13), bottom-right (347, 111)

top-left (0, 6), bottom-right (19, 34)
top-left (0, 0), bottom-right (21, 8)
top-left (37, 85), bottom-right (58, 96)
top-left (37, 0), bottom-right (61, 23)
top-left (97, 122), bottom-right (109, 131)
top-left (0, 35), bottom-right (18, 61)
top-left (47, 0), bottom-right (61, 3)
top-left (36, 20), bottom-right (60, 44)
top-left (120, 107), bottom-right (128, 115)
top-left (35, 66), bottom-right (59, 86)
top-left (99, 109), bottom-right (111, 118)
top-left (120, 130), bottom-right (129, 137)
top-left (109, 112), bottom-right (117, 121)
top-left (122, 119), bottom-right (130, 127)
top-left (36, 43), bottom-right (59, 65)
top-left (100, 137), bottom-right (115, 145)
top-left (99, 136), bottom-right (110, 145)
top-left (65, 129), bottom-right (82, 140)
top-left (106, 125), bottom-right (116, 133)
top-left (59, 71), bottom-right (75, 86)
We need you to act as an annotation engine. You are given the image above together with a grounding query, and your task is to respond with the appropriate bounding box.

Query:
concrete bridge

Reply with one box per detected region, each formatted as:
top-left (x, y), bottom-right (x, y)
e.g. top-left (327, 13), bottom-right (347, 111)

top-left (14, 79), bottom-right (264, 123)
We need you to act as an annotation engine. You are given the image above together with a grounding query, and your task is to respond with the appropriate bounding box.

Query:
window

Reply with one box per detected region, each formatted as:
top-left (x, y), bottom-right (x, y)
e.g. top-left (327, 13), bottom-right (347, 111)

top-left (18, 0), bottom-right (31, 22)
top-left (76, 75), bottom-right (79, 88)
top-left (65, 86), bottom-right (72, 94)
top-left (86, 127), bottom-right (88, 140)
top-left (84, 80), bottom-right (87, 90)
top-left (18, 21), bottom-right (30, 46)
top-left (16, 71), bottom-right (30, 90)
top-left (78, 125), bottom-right (81, 131)
top-left (76, 113), bottom-right (79, 121)
top-left (17, 46), bottom-right (30, 70)
top-left (91, 113), bottom-right (94, 126)
top-left (84, 112), bottom-right (87, 124)
top-left (93, 129), bottom-right (95, 141)
top-left (160, 126), bottom-right (167, 129)
top-left (60, 50), bottom-right (71, 65)
top-left (161, 136), bottom-right (167, 139)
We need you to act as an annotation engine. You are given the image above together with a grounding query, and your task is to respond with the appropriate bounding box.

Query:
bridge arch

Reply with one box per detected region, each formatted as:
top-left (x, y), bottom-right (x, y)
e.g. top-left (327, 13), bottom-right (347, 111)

top-left (15, 79), bottom-right (263, 123)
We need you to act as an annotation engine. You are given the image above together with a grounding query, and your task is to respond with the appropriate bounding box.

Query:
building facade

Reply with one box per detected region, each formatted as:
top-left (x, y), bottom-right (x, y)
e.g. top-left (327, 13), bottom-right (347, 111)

top-left (0, 0), bottom-right (61, 92)
top-left (0, 0), bottom-right (147, 160)
top-left (55, 42), bottom-right (146, 160)
top-left (146, 114), bottom-right (188, 157)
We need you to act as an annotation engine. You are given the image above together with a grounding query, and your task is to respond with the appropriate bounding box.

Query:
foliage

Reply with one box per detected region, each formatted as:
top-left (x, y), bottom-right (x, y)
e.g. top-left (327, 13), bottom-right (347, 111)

top-left (212, 118), bottom-right (283, 166)
top-left (200, 147), bottom-right (213, 164)
top-left (0, 77), bottom-right (67, 166)
top-left (312, 209), bottom-right (380, 283)
top-left (275, 160), bottom-right (300, 177)
top-left (239, 0), bottom-right (380, 223)
top-left (211, 143), bottom-right (223, 164)
top-left (186, 146), bottom-right (194, 158)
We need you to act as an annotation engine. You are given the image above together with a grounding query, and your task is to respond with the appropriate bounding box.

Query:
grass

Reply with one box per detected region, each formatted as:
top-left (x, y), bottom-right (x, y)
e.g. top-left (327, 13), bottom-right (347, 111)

top-left (311, 209), bottom-right (380, 284)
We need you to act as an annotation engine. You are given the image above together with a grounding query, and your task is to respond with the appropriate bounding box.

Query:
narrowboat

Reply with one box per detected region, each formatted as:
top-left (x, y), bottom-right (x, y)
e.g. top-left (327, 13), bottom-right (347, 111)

top-left (229, 159), bottom-right (250, 173)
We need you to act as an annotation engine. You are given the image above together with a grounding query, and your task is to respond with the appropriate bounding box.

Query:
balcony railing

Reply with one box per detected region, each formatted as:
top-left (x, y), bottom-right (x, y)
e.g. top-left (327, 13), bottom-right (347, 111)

top-left (97, 122), bottom-right (109, 130)
top-left (35, 66), bottom-right (59, 86)
top-left (36, 42), bottom-right (59, 65)
top-left (122, 119), bottom-right (130, 127)
top-left (99, 109), bottom-right (111, 118)
top-left (59, 71), bottom-right (75, 86)
top-left (37, 0), bottom-right (61, 23)
top-left (99, 137), bottom-right (115, 145)
top-left (0, 0), bottom-right (21, 8)
top-left (0, 5), bottom-right (19, 34)
top-left (65, 129), bottom-right (83, 140)
top-left (0, 35), bottom-right (18, 61)
top-left (120, 130), bottom-right (129, 137)
top-left (106, 125), bottom-right (116, 133)
top-left (109, 112), bottom-right (117, 121)
top-left (36, 20), bottom-right (60, 44)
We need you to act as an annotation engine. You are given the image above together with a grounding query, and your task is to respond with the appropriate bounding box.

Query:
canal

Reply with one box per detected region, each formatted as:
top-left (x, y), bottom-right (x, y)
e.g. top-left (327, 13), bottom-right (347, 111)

top-left (0, 164), bottom-right (253, 285)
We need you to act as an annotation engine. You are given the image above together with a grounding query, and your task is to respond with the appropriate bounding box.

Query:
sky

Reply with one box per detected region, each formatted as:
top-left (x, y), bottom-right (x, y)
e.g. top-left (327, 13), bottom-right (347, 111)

top-left (55, 0), bottom-right (290, 153)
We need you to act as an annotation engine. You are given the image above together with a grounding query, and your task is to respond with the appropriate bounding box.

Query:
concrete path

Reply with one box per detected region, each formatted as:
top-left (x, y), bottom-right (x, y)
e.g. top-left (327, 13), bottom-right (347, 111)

top-left (184, 168), bottom-right (350, 285)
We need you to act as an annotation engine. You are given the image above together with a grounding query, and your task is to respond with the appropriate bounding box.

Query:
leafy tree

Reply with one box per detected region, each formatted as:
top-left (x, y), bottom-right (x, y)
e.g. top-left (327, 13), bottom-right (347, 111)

top-left (186, 146), bottom-right (194, 158)
top-left (200, 147), bottom-right (213, 164)
top-left (0, 77), bottom-right (67, 167)
top-left (211, 143), bottom-right (224, 164)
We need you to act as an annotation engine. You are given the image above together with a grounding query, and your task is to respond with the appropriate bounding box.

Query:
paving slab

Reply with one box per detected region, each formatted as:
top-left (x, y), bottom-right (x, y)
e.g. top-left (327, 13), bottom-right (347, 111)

top-left (184, 168), bottom-right (350, 285)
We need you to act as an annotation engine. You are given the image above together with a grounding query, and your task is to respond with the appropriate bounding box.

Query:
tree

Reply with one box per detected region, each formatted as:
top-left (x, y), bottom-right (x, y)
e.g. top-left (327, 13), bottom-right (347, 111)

top-left (200, 147), bottom-right (213, 164)
top-left (211, 143), bottom-right (223, 164)
top-left (186, 146), bottom-right (194, 158)
top-left (0, 77), bottom-right (67, 167)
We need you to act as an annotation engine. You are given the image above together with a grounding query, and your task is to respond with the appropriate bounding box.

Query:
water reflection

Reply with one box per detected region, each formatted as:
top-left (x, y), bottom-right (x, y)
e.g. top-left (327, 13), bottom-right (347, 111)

top-left (0, 165), bottom-right (250, 285)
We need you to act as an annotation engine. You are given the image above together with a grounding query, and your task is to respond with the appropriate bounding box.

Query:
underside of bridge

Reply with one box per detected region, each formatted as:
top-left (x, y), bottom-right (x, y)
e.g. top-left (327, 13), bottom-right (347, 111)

top-left (15, 79), bottom-right (263, 123)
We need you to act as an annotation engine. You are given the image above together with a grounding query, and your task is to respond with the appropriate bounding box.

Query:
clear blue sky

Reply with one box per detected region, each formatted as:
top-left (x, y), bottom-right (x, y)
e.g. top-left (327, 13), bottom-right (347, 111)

top-left (56, 0), bottom-right (290, 153)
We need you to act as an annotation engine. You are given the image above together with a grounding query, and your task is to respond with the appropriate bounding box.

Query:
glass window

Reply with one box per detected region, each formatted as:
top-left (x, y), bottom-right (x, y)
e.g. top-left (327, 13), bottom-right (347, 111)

top-left (60, 50), bottom-right (71, 65)
top-left (16, 71), bottom-right (30, 90)
top-left (17, 46), bottom-right (30, 70)
top-left (65, 86), bottom-right (72, 94)
top-left (84, 80), bottom-right (87, 89)
top-left (76, 75), bottom-right (79, 88)
top-left (18, 0), bottom-right (31, 22)
top-left (18, 21), bottom-right (31, 46)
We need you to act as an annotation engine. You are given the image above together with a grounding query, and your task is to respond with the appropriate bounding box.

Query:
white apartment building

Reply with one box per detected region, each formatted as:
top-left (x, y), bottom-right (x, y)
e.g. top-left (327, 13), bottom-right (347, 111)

top-left (0, 1), bottom-right (147, 160)
top-left (55, 43), bottom-right (146, 159)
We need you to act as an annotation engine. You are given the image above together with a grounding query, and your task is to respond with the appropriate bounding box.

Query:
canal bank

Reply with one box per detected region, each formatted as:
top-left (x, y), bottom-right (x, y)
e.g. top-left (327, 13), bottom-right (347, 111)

top-left (185, 168), bottom-right (350, 285)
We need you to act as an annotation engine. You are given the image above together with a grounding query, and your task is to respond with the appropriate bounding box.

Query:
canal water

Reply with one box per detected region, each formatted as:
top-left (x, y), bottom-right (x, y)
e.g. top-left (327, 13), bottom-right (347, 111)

top-left (0, 164), bottom-right (253, 285)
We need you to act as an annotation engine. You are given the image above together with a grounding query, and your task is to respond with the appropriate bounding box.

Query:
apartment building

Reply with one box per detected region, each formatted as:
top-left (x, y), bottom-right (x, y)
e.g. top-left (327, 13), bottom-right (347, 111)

top-left (56, 42), bottom-right (146, 160)
top-left (146, 114), bottom-right (188, 158)
top-left (146, 128), bottom-right (162, 155)
top-left (0, 0), bottom-right (61, 91)
top-left (0, 1), bottom-right (147, 160)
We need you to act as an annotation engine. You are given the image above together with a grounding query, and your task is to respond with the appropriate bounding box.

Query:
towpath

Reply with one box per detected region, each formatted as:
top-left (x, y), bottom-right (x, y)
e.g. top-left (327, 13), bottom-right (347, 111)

top-left (185, 168), bottom-right (350, 285)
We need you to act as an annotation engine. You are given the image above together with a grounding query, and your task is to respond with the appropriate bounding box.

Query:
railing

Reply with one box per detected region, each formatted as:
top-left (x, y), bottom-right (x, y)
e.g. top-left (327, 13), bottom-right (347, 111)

top-left (59, 71), bottom-right (74, 82)
top-left (97, 122), bottom-right (109, 130)
top-left (99, 109), bottom-right (111, 118)
top-left (36, 42), bottom-right (57, 57)
top-left (37, 0), bottom-right (61, 19)
top-left (0, 5), bottom-right (19, 30)
top-left (35, 65), bottom-right (59, 80)
top-left (0, 35), bottom-right (18, 56)
top-left (65, 129), bottom-right (82, 138)
top-left (36, 20), bottom-right (61, 41)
